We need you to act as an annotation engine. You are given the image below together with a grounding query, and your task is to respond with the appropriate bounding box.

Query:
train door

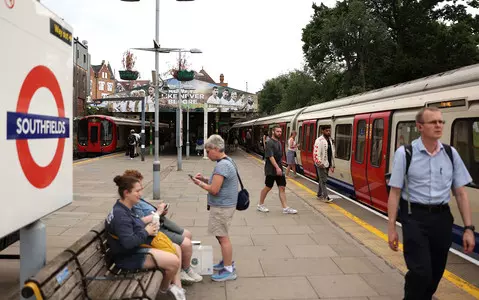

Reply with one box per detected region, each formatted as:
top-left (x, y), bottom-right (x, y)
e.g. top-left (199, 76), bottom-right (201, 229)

top-left (351, 112), bottom-right (391, 209)
top-left (279, 123), bottom-right (287, 163)
top-left (367, 112), bottom-right (391, 211)
top-left (300, 120), bottom-right (317, 178)
top-left (88, 121), bottom-right (101, 153)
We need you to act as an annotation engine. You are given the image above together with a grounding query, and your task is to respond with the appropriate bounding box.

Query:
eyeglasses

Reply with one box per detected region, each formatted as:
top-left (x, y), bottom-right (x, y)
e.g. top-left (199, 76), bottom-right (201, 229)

top-left (420, 120), bottom-right (446, 125)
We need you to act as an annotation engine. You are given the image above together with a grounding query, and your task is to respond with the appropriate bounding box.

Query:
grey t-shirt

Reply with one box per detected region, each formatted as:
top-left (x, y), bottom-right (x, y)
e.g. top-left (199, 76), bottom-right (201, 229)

top-left (265, 138), bottom-right (282, 176)
top-left (207, 158), bottom-right (238, 207)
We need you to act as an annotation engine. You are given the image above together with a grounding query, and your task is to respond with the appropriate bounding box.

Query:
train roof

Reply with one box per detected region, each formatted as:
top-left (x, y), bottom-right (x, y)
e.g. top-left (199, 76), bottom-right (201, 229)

top-left (78, 115), bottom-right (168, 127)
top-left (232, 63), bottom-right (479, 127)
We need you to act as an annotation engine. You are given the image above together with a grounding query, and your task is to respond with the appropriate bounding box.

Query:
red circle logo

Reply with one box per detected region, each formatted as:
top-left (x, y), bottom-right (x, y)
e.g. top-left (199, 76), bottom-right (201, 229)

top-left (5, 0), bottom-right (14, 9)
top-left (16, 66), bottom-right (65, 189)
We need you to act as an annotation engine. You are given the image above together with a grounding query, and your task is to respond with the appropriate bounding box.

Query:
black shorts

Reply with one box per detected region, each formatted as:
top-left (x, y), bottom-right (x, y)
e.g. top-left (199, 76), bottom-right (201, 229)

top-left (265, 175), bottom-right (287, 188)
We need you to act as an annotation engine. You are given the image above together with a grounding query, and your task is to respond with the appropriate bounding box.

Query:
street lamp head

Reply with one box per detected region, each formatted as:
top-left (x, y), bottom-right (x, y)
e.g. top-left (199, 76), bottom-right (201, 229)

top-left (120, 0), bottom-right (140, 2)
top-left (189, 48), bottom-right (202, 54)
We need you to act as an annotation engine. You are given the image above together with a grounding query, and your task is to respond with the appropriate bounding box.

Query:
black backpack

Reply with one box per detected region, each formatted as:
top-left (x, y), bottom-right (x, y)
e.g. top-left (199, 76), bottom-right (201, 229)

top-left (128, 134), bottom-right (136, 146)
top-left (404, 144), bottom-right (453, 176)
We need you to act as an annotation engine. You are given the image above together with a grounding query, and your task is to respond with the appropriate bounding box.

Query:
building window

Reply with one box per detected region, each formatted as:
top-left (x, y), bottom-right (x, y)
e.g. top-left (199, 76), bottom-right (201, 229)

top-left (452, 118), bottom-right (479, 187)
top-left (101, 93), bottom-right (108, 98)
top-left (335, 124), bottom-right (352, 160)
top-left (98, 81), bottom-right (105, 91)
top-left (395, 121), bottom-right (419, 149)
top-left (84, 54), bottom-right (86, 63)
top-left (107, 82), bottom-right (113, 92)
top-left (90, 80), bottom-right (93, 95)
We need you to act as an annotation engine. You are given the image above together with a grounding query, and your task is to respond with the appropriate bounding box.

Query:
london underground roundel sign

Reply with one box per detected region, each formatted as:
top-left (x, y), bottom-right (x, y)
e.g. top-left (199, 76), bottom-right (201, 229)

top-left (6, 65), bottom-right (70, 189)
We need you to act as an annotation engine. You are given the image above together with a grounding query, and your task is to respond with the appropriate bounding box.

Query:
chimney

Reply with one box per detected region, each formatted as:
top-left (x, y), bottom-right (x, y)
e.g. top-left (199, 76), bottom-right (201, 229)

top-left (101, 60), bottom-right (105, 65)
top-left (219, 74), bottom-right (224, 83)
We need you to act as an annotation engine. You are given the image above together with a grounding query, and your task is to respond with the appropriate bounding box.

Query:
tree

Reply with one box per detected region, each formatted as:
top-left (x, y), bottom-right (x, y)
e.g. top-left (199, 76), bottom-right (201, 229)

top-left (302, 0), bottom-right (479, 98)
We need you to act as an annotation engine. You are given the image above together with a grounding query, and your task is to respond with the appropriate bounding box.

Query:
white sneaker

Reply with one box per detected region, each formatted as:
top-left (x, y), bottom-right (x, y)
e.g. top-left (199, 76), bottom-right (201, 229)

top-left (185, 267), bottom-right (203, 282)
top-left (283, 207), bottom-right (298, 214)
top-left (168, 284), bottom-right (186, 300)
top-left (257, 205), bottom-right (269, 213)
top-left (180, 269), bottom-right (195, 285)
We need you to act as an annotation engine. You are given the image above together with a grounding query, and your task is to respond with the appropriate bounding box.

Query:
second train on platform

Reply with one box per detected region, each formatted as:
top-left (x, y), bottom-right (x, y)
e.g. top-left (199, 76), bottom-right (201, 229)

top-left (230, 63), bottom-right (479, 255)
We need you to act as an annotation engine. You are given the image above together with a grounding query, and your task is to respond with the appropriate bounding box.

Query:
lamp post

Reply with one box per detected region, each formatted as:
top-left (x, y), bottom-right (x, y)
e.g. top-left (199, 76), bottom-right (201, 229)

top-left (181, 86), bottom-right (196, 159)
top-left (122, 0), bottom-right (196, 199)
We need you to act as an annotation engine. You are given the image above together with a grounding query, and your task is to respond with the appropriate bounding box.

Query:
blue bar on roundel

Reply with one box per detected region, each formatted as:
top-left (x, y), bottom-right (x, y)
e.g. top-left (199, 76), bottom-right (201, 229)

top-left (6, 111), bottom-right (70, 140)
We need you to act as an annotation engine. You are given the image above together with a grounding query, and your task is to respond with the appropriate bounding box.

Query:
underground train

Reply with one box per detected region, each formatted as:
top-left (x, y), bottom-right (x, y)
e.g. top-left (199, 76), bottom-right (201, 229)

top-left (231, 64), bottom-right (479, 255)
top-left (76, 115), bottom-right (168, 156)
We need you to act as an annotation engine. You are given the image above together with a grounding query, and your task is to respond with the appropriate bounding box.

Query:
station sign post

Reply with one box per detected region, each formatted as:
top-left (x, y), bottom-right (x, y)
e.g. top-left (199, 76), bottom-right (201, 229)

top-left (1, 1), bottom-right (73, 297)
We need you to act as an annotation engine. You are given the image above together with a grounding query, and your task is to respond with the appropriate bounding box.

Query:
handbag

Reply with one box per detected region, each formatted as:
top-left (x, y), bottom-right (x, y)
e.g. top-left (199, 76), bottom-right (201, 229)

top-left (223, 157), bottom-right (250, 211)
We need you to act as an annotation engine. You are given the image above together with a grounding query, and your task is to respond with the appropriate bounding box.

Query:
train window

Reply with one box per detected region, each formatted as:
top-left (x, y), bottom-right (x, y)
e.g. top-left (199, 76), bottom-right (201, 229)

top-left (335, 124), bottom-right (352, 160)
top-left (304, 125), bottom-right (310, 151)
top-left (452, 119), bottom-right (479, 186)
top-left (396, 122), bottom-right (419, 149)
top-left (298, 126), bottom-right (303, 149)
top-left (117, 125), bottom-right (120, 140)
top-left (78, 119), bottom-right (88, 144)
top-left (309, 124), bottom-right (315, 152)
top-left (355, 120), bottom-right (367, 163)
top-left (101, 120), bottom-right (113, 145)
top-left (370, 119), bottom-right (384, 167)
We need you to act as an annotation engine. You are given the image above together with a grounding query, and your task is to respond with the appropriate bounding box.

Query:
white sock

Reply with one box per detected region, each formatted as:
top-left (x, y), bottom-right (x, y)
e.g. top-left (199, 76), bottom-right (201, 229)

top-left (224, 265), bottom-right (233, 272)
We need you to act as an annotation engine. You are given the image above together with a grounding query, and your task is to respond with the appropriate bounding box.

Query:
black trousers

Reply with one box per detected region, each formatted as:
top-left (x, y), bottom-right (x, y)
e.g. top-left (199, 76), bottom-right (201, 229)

top-left (128, 145), bottom-right (135, 158)
top-left (399, 200), bottom-right (453, 300)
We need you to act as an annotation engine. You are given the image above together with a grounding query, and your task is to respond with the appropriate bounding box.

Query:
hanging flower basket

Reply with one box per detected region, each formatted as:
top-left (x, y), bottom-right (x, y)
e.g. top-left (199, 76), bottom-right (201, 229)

top-left (119, 70), bottom-right (139, 80)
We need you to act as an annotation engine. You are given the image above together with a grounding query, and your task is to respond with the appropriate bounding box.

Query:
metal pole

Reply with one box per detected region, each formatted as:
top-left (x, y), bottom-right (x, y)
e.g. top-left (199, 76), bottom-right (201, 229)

top-left (20, 221), bottom-right (46, 300)
top-left (153, 0), bottom-right (161, 199)
top-left (203, 102), bottom-right (208, 159)
top-left (186, 98), bottom-right (190, 160)
top-left (140, 96), bottom-right (145, 161)
top-left (177, 51), bottom-right (182, 170)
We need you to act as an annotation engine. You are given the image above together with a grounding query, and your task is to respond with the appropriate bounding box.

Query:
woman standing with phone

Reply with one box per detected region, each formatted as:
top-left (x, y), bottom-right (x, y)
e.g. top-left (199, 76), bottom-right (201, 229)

top-left (190, 134), bottom-right (239, 282)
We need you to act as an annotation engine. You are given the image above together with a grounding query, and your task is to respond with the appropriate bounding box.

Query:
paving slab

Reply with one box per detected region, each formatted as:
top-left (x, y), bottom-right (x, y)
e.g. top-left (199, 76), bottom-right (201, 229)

top-left (2, 151), bottom-right (473, 300)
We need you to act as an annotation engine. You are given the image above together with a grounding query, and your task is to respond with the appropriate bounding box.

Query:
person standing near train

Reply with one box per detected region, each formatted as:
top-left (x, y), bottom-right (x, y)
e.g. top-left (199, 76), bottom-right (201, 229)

top-left (313, 125), bottom-right (335, 203)
top-left (127, 129), bottom-right (137, 159)
top-left (387, 107), bottom-right (475, 300)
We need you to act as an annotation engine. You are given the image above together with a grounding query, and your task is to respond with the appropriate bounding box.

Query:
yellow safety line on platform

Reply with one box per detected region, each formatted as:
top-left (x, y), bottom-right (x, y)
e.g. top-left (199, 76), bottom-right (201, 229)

top-left (73, 152), bottom-right (124, 166)
top-left (247, 153), bottom-right (479, 299)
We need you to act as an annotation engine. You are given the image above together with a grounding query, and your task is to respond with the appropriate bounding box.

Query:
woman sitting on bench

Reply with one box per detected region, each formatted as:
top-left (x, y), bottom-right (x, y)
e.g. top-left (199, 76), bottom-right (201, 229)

top-left (106, 175), bottom-right (186, 300)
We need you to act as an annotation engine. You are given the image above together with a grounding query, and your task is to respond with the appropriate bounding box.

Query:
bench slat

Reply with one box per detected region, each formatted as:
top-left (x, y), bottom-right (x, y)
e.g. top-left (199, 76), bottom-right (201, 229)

top-left (40, 259), bottom-right (80, 299)
top-left (137, 271), bottom-right (163, 300)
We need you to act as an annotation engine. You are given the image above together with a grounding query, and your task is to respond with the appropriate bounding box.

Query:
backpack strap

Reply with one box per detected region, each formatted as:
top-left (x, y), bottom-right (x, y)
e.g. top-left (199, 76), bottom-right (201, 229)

top-left (222, 157), bottom-right (244, 191)
top-left (443, 144), bottom-right (454, 166)
top-left (404, 144), bottom-right (413, 176)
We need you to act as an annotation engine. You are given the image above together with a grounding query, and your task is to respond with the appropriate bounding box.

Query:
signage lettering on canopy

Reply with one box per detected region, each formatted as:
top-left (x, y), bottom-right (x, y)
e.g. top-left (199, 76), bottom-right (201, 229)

top-left (101, 78), bottom-right (258, 113)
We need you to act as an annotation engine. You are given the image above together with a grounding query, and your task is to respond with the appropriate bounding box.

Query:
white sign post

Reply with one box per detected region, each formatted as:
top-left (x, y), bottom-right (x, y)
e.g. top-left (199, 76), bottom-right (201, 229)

top-left (1, 0), bottom-right (73, 296)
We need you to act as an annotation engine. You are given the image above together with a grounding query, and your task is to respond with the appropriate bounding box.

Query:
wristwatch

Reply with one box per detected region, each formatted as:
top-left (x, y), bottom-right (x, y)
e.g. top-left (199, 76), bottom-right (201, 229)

top-left (464, 225), bottom-right (475, 232)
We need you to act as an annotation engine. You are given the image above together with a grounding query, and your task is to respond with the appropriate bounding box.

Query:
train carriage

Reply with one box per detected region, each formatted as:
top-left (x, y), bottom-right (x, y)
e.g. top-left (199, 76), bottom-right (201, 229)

top-left (76, 115), bottom-right (168, 156)
top-left (231, 63), bottom-right (479, 256)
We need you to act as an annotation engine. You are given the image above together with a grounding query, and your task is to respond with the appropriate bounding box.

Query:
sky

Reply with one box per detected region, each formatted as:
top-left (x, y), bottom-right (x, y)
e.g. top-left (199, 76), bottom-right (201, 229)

top-left (41, 0), bottom-right (336, 94)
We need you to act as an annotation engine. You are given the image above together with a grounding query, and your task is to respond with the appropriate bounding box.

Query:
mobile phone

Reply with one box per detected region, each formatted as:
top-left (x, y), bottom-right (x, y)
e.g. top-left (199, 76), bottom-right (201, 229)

top-left (188, 174), bottom-right (194, 179)
top-left (165, 203), bottom-right (170, 210)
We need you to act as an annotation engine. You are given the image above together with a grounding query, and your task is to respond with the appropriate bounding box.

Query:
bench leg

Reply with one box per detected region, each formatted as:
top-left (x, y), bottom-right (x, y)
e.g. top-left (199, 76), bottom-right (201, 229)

top-left (20, 221), bottom-right (46, 300)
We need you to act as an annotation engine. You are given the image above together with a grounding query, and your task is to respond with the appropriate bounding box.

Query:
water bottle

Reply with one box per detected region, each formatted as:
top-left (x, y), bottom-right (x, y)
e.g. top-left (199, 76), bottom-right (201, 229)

top-left (151, 212), bottom-right (160, 234)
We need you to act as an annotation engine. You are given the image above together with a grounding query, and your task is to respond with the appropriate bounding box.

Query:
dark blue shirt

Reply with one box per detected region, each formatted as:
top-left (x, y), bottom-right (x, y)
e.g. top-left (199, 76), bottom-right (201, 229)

top-left (105, 200), bottom-right (150, 257)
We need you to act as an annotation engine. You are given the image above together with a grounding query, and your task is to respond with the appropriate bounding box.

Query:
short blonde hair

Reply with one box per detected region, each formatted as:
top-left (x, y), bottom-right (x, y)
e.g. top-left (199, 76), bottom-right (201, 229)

top-left (205, 134), bottom-right (225, 152)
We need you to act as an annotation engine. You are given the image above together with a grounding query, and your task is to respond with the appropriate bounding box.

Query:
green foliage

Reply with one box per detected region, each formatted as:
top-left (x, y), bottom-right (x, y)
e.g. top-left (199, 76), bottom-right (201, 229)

top-left (258, 0), bottom-right (479, 114)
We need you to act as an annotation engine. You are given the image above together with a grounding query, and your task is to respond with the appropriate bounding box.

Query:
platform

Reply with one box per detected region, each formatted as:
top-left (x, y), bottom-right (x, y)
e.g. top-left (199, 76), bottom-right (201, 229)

top-left (1, 150), bottom-right (478, 299)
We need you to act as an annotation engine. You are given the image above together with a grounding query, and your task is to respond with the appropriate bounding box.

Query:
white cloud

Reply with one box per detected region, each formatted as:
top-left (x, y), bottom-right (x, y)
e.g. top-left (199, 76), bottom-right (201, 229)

top-left (42, 0), bottom-right (337, 93)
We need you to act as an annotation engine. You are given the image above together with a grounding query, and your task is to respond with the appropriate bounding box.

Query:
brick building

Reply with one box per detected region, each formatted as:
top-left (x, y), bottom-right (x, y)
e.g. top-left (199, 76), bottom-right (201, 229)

top-left (73, 38), bottom-right (90, 116)
top-left (90, 60), bottom-right (116, 99)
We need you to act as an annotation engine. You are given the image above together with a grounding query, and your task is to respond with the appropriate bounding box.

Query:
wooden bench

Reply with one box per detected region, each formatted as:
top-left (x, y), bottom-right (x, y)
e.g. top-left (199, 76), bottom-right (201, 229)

top-left (21, 222), bottom-right (164, 300)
